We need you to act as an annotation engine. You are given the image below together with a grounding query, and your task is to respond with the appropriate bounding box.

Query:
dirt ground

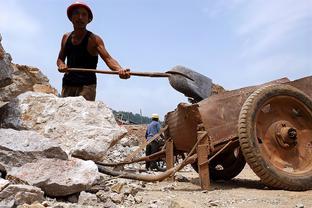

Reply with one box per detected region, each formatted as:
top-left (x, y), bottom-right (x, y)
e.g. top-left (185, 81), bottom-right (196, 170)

top-left (120, 125), bottom-right (311, 208)
top-left (123, 125), bottom-right (147, 142)
top-left (133, 165), bottom-right (311, 208)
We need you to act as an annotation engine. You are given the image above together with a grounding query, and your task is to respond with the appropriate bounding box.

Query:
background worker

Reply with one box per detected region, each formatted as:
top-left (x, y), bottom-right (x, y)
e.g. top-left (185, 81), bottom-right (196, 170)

top-left (145, 113), bottom-right (162, 170)
top-left (57, 2), bottom-right (130, 101)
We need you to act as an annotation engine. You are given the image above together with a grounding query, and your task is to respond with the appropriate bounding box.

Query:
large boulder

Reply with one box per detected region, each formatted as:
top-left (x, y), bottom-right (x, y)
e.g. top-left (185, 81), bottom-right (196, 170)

top-left (0, 33), bottom-right (13, 89)
top-left (7, 158), bottom-right (100, 197)
top-left (0, 92), bottom-right (127, 161)
top-left (0, 129), bottom-right (67, 173)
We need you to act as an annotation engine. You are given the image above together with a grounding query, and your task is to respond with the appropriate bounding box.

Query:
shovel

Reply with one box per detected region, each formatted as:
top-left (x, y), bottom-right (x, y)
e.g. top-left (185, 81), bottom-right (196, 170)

top-left (64, 65), bottom-right (213, 102)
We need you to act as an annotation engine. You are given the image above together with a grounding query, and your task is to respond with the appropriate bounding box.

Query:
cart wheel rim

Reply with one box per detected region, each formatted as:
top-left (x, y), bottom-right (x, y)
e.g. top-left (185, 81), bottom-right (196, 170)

top-left (239, 84), bottom-right (312, 190)
top-left (255, 95), bottom-right (312, 175)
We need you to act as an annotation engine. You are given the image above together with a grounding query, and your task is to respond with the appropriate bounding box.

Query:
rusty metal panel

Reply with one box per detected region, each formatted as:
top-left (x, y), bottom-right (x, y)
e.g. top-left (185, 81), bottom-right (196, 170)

top-left (289, 76), bottom-right (312, 99)
top-left (198, 78), bottom-right (290, 146)
top-left (165, 103), bottom-right (202, 152)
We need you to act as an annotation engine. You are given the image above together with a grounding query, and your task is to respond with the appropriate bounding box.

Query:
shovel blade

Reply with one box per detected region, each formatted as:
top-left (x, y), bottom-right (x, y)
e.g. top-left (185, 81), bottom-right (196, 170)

top-left (168, 65), bottom-right (212, 102)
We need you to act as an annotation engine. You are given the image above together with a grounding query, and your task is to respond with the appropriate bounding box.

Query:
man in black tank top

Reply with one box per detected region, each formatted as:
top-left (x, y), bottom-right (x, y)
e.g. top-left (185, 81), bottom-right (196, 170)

top-left (57, 2), bottom-right (130, 101)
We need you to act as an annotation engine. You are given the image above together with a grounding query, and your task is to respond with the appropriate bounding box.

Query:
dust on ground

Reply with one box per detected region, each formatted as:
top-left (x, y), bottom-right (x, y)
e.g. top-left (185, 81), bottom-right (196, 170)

top-left (134, 165), bottom-right (311, 208)
top-left (122, 125), bottom-right (311, 208)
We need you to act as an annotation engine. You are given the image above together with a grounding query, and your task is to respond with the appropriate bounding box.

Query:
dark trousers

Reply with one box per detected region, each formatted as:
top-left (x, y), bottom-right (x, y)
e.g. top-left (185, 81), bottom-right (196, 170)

top-left (61, 84), bottom-right (96, 101)
top-left (145, 140), bottom-right (159, 170)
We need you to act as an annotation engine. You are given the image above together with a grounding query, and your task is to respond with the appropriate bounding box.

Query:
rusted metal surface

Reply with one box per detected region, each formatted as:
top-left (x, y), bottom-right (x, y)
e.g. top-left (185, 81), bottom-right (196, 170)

top-left (197, 128), bottom-right (210, 189)
top-left (165, 138), bottom-right (174, 181)
top-left (197, 77), bottom-right (291, 148)
top-left (289, 76), bottom-right (312, 98)
top-left (164, 103), bottom-right (203, 152)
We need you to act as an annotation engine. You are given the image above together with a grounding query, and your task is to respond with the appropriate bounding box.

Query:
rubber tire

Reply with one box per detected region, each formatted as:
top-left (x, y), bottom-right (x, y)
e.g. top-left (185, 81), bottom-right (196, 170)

top-left (238, 84), bottom-right (312, 191)
top-left (191, 147), bottom-right (246, 181)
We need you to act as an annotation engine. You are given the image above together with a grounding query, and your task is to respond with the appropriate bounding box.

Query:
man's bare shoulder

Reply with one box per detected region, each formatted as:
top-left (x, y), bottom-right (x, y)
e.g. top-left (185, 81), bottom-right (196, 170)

top-left (61, 32), bottom-right (72, 42)
top-left (62, 32), bottom-right (72, 38)
top-left (60, 32), bottom-right (71, 46)
top-left (89, 32), bottom-right (103, 43)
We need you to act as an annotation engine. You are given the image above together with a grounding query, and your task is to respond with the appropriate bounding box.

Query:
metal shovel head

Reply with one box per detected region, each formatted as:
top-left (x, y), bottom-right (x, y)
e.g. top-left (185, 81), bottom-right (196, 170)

top-left (168, 65), bottom-right (213, 102)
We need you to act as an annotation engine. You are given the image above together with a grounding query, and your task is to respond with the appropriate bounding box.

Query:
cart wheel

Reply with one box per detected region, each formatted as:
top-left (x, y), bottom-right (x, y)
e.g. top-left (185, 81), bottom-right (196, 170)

top-left (155, 159), bottom-right (167, 172)
top-left (191, 146), bottom-right (246, 181)
top-left (209, 147), bottom-right (246, 181)
top-left (238, 84), bottom-right (312, 190)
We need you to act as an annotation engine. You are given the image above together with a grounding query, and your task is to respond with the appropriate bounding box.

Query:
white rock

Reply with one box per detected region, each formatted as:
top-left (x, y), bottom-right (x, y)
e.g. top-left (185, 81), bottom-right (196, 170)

top-left (7, 158), bottom-right (100, 197)
top-left (0, 92), bottom-right (127, 161)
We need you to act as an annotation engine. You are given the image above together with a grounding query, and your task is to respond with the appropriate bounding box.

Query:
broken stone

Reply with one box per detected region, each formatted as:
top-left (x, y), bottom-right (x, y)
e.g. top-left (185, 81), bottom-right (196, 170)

top-left (296, 203), bottom-right (305, 208)
top-left (95, 190), bottom-right (108, 203)
top-left (121, 184), bottom-right (139, 197)
top-left (111, 183), bottom-right (124, 193)
top-left (0, 92), bottom-right (127, 161)
top-left (102, 198), bottom-right (117, 208)
top-left (0, 198), bottom-right (15, 208)
top-left (0, 128), bottom-right (67, 171)
top-left (0, 184), bottom-right (44, 206)
top-left (0, 64), bottom-right (57, 102)
top-left (161, 184), bottom-right (175, 192)
top-left (77, 191), bottom-right (98, 206)
top-left (88, 179), bottom-right (110, 194)
top-left (0, 178), bottom-right (10, 192)
top-left (169, 199), bottom-right (196, 208)
top-left (17, 202), bottom-right (46, 208)
top-left (0, 35), bottom-right (13, 88)
top-left (134, 195), bottom-right (143, 204)
top-left (0, 128), bottom-right (67, 157)
top-left (175, 174), bottom-right (190, 182)
top-left (7, 158), bottom-right (100, 197)
top-left (67, 193), bottom-right (79, 203)
top-left (109, 193), bottom-right (124, 204)
top-left (126, 194), bottom-right (135, 203)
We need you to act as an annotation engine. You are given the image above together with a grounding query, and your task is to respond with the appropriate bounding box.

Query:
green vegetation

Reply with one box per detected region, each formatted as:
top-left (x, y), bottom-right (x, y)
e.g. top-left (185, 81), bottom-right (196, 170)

top-left (113, 110), bottom-right (153, 124)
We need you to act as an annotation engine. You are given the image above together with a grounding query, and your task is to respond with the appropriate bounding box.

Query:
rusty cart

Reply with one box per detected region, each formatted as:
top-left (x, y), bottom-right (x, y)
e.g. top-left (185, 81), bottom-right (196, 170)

top-left (98, 75), bottom-right (312, 191)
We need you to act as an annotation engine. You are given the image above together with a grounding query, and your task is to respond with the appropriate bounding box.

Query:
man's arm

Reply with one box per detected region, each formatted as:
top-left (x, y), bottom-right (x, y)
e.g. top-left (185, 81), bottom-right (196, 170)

top-left (56, 34), bottom-right (69, 72)
top-left (94, 35), bottom-right (130, 79)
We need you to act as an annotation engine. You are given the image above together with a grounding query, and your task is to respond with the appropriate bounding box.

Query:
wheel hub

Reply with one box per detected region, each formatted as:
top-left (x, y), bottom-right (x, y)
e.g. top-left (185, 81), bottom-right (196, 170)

top-left (275, 122), bottom-right (297, 148)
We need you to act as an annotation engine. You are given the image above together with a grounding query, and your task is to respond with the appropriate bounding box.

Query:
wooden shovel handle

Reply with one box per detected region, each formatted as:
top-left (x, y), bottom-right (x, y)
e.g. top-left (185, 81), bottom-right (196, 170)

top-left (65, 68), bottom-right (193, 80)
top-left (67, 68), bottom-right (170, 78)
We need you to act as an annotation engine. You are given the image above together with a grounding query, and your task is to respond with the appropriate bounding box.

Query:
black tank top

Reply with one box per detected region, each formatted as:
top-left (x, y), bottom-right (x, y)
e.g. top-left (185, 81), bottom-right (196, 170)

top-left (62, 31), bottom-right (98, 86)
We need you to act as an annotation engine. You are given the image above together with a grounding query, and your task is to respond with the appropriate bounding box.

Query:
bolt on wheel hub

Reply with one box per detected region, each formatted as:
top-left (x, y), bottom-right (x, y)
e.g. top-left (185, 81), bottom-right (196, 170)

top-left (275, 122), bottom-right (297, 148)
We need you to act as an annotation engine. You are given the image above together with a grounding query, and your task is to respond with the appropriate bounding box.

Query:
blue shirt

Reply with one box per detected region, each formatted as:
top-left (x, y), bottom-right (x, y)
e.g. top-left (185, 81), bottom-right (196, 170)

top-left (145, 121), bottom-right (161, 141)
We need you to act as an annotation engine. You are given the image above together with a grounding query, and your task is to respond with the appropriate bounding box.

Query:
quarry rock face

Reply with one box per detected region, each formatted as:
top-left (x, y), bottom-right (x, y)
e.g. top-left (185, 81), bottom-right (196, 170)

top-left (0, 33), bottom-right (56, 108)
top-left (0, 64), bottom-right (57, 102)
top-left (0, 92), bottom-right (127, 161)
top-left (0, 33), bottom-right (13, 89)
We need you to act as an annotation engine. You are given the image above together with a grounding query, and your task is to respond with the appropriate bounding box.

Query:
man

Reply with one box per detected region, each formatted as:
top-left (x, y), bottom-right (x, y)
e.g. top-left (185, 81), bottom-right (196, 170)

top-left (145, 113), bottom-right (162, 170)
top-left (57, 2), bottom-right (130, 101)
